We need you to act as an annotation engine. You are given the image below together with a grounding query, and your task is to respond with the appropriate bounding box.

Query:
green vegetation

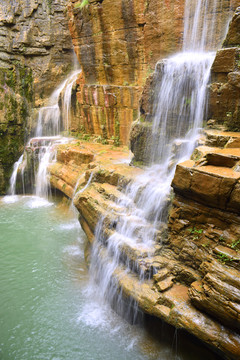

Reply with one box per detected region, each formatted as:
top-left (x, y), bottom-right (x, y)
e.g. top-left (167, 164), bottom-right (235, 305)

top-left (201, 241), bottom-right (210, 248)
top-left (74, 0), bottom-right (89, 9)
top-left (217, 252), bottom-right (233, 264)
top-left (83, 134), bottom-right (91, 141)
top-left (46, 0), bottom-right (52, 11)
top-left (231, 239), bottom-right (240, 250)
top-left (187, 227), bottom-right (203, 240)
top-left (114, 117), bottom-right (120, 147)
top-left (0, 64), bottom-right (33, 194)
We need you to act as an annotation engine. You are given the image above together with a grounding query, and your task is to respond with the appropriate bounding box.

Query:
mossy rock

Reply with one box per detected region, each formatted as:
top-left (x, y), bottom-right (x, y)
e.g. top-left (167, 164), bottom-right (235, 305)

top-left (0, 64), bottom-right (34, 194)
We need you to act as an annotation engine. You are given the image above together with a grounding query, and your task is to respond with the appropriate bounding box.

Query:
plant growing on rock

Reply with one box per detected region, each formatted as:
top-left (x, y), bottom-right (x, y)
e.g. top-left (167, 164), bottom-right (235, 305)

top-left (187, 227), bottom-right (203, 240)
top-left (231, 239), bottom-right (240, 251)
top-left (74, 0), bottom-right (89, 9)
top-left (217, 252), bottom-right (233, 264)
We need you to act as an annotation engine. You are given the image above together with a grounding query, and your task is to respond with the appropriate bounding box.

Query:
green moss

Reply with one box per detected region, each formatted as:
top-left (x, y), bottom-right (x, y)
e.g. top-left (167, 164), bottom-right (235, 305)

top-left (0, 64), bottom-right (34, 194)
top-left (46, 0), bottom-right (52, 10)
top-left (131, 160), bottom-right (144, 168)
top-left (114, 114), bottom-right (120, 147)
top-left (5, 68), bottom-right (17, 90)
top-left (19, 66), bottom-right (33, 102)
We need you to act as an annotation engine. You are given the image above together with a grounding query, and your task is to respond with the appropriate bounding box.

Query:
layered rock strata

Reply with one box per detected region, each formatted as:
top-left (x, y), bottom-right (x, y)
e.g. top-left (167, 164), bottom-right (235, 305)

top-left (0, 0), bottom-right (73, 102)
top-left (67, 0), bottom-right (185, 144)
top-left (208, 5), bottom-right (240, 131)
top-left (130, 3), bottom-right (240, 165)
top-left (48, 136), bottom-right (240, 359)
top-left (0, 0), bottom-right (73, 193)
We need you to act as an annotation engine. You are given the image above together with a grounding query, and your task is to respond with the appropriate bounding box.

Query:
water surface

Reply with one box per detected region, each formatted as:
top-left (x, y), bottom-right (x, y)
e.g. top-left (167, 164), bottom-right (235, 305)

top-left (0, 196), bottom-right (221, 360)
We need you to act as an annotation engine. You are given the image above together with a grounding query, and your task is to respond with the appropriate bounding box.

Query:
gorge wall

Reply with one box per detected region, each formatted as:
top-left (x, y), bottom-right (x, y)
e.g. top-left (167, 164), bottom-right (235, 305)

top-left (67, 0), bottom-right (236, 148)
top-left (2, 1), bottom-right (240, 358)
top-left (0, 0), bottom-right (73, 194)
top-left (67, 0), bottom-right (185, 144)
top-left (47, 3), bottom-right (240, 359)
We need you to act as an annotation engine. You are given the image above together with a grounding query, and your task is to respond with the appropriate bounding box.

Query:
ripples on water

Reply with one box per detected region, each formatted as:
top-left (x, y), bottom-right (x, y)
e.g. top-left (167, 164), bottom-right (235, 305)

top-left (0, 196), bottom-right (221, 360)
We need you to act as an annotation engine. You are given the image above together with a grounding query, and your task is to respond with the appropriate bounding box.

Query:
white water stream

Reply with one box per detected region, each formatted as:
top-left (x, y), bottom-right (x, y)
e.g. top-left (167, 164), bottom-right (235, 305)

top-left (9, 70), bottom-right (81, 198)
top-left (85, 0), bottom-right (233, 321)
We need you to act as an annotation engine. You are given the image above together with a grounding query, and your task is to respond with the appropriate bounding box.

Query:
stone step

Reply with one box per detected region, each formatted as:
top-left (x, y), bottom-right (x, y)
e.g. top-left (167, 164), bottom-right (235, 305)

top-left (56, 144), bottom-right (94, 165)
top-left (155, 276), bottom-right (174, 292)
top-left (153, 268), bottom-right (169, 282)
top-left (172, 160), bottom-right (240, 212)
top-left (89, 163), bottom-right (143, 189)
top-left (213, 245), bottom-right (240, 264)
top-left (193, 146), bottom-right (240, 168)
top-left (205, 129), bottom-right (240, 148)
top-left (92, 182), bottom-right (133, 206)
top-left (108, 255), bottom-right (240, 359)
top-left (83, 182), bottom-right (163, 240)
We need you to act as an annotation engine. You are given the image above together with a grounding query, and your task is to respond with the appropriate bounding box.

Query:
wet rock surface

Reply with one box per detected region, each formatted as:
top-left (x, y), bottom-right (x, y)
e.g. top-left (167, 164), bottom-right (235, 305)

top-left (0, 0), bottom-right (73, 193)
top-left (49, 137), bottom-right (240, 359)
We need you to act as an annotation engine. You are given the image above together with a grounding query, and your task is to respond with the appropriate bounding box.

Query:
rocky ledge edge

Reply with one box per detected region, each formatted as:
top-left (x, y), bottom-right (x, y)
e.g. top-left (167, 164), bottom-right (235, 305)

top-left (47, 133), bottom-right (240, 360)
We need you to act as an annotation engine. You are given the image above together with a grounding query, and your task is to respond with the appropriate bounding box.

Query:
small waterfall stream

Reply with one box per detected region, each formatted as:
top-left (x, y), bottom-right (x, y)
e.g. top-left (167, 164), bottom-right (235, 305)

top-left (8, 69), bottom-right (81, 198)
top-left (85, 0), bottom-right (233, 324)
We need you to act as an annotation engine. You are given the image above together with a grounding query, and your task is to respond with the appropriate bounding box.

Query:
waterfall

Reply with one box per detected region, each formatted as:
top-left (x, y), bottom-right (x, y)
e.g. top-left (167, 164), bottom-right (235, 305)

top-left (8, 154), bottom-right (24, 195)
top-left (35, 70), bottom-right (80, 137)
top-left (84, 0), bottom-right (232, 322)
top-left (8, 69), bottom-right (81, 198)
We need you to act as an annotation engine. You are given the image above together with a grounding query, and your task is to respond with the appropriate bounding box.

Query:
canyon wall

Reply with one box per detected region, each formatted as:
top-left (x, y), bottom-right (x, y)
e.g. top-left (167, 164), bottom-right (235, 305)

top-left (47, 4), bottom-right (240, 358)
top-left (67, 0), bottom-right (185, 144)
top-left (0, 0), bottom-right (73, 194)
top-left (48, 130), bottom-right (240, 359)
top-left (130, 1), bottom-right (240, 165)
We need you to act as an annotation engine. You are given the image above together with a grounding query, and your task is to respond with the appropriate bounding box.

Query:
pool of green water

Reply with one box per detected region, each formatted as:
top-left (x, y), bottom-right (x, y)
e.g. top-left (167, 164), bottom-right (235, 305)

top-left (0, 196), bottom-right (221, 360)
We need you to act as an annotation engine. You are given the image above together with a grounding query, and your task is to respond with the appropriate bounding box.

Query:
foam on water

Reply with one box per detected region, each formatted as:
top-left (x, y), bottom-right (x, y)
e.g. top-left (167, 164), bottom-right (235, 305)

top-left (59, 220), bottom-right (80, 231)
top-left (2, 195), bottom-right (20, 204)
top-left (25, 196), bottom-right (53, 209)
top-left (63, 245), bottom-right (84, 258)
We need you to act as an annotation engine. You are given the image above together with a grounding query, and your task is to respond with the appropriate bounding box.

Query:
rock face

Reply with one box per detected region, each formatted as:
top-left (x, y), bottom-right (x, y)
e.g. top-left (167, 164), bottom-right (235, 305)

top-left (0, 0), bottom-right (73, 194)
top-left (0, 0), bottom-right (73, 103)
top-left (209, 6), bottom-right (240, 131)
top-left (48, 134), bottom-right (240, 359)
top-left (0, 65), bottom-right (33, 193)
top-left (46, 5), bottom-right (240, 358)
top-left (170, 130), bottom-right (240, 339)
top-left (130, 3), bottom-right (240, 165)
top-left (67, 0), bottom-right (185, 145)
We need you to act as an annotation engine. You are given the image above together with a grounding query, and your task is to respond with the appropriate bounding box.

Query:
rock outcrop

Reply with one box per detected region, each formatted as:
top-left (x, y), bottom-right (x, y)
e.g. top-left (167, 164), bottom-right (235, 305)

top-left (67, 0), bottom-right (185, 145)
top-left (48, 133), bottom-right (240, 359)
top-left (130, 2), bottom-right (240, 165)
top-left (0, 0), bottom-right (73, 193)
top-left (46, 4), bottom-right (240, 358)
top-left (171, 130), bottom-right (240, 334)
top-left (209, 6), bottom-right (240, 131)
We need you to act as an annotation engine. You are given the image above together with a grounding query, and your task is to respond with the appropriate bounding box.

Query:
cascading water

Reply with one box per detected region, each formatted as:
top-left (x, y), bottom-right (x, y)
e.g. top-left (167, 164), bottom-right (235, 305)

top-left (83, 0), bottom-right (233, 324)
top-left (33, 69), bottom-right (81, 198)
top-left (8, 69), bottom-right (81, 198)
top-left (35, 70), bottom-right (80, 137)
top-left (8, 154), bottom-right (23, 196)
